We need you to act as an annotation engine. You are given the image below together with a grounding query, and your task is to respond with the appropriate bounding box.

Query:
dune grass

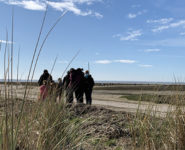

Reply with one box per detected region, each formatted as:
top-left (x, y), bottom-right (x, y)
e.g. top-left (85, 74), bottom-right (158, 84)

top-left (0, 99), bottom-right (86, 149)
top-left (128, 94), bottom-right (185, 150)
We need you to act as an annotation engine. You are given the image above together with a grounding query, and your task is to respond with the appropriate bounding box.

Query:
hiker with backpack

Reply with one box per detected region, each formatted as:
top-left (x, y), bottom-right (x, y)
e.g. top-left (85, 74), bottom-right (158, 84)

top-left (84, 70), bottom-right (94, 105)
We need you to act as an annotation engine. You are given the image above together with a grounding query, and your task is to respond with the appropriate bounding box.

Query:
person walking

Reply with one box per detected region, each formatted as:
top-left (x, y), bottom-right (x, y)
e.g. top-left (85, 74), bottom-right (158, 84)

top-left (74, 68), bottom-right (85, 103)
top-left (63, 71), bottom-right (71, 103)
top-left (65, 69), bottom-right (74, 103)
top-left (84, 70), bottom-right (94, 105)
top-left (68, 68), bottom-right (85, 103)
top-left (39, 80), bottom-right (48, 101)
top-left (38, 69), bottom-right (53, 86)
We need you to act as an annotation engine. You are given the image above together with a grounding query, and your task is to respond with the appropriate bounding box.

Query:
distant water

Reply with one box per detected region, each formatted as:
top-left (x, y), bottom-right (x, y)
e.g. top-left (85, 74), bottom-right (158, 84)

top-left (0, 79), bottom-right (38, 83)
top-left (0, 79), bottom-right (185, 85)
top-left (95, 81), bottom-right (185, 85)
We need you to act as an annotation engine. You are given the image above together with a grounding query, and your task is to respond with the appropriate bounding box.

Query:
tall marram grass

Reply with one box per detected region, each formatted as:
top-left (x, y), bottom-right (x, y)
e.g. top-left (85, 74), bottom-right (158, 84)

top-left (129, 85), bottom-right (185, 150)
top-left (1, 99), bottom-right (85, 149)
top-left (0, 8), bottom-right (85, 150)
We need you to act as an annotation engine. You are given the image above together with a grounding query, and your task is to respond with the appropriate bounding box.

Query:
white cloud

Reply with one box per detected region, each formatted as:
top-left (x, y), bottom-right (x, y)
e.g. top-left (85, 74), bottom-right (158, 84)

top-left (114, 60), bottom-right (136, 64)
top-left (95, 59), bottom-right (136, 64)
top-left (180, 32), bottom-right (185, 35)
top-left (64, 0), bottom-right (102, 5)
top-left (144, 49), bottom-right (160, 52)
top-left (152, 20), bottom-right (185, 32)
top-left (128, 10), bottom-right (147, 19)
top-left (0, 0), bottom-right (103, 18)
top-left (114, 30), bottom-right (142, 41)
top-left (47, 1), bottom-right (103, 18)
top-left (147, 18), bottom-right (173, 24)
top-left (47, 1), bottom-right (90, 16)
top-left (0, 40), bottom-right (14, 44)
top-left (6, 0), bottom-right (46, 11)
top-left (139, 64), bottom-right (152, 68)
top-left (128, 13), bottom-right (137, 19)
top-left (95, 60), bottom-right (112, 64)
top-left (94, 12), bottom-right (103, 19)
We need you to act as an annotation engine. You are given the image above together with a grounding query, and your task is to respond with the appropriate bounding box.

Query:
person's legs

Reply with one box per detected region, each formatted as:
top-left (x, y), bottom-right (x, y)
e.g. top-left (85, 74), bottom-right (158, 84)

top-left (85, 89), bottom-right (89, 104)
top-left (85, 89), bottom-right (92, 105)
top-left (79, 89), bottom-right (84, 103)
top-left (66, 88), bottom-right (73, 103)
top-left (75, 88), bottom-right (84, 103)
top-left (89, 89), bottom-right (92, 105)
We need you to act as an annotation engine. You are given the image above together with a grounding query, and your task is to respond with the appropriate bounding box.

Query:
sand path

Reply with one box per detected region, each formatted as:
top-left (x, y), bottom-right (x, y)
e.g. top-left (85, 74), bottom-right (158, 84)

top-left (0, 85), bottom-right (179, 117)
top-left (92, 90), bottom-right (177, 117)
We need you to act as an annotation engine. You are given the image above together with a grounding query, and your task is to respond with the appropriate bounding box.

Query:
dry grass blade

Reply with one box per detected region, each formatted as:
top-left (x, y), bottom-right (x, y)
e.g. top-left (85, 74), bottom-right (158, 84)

top-left (13, 7), bottom-right (48, 149)
top-left (50, 55), bottom-right (58, 75)
top-left (30, 10), bottom-right (67, 83)
top-left (10, 8), bottom-right (14, 149)
top-left (0, 40), bottom-right (2, 54)
top-left (14, 9), bottom-right (67, 149)
top-left (61, 49), bottom-right (80, 78)
top-left (26, 11), bottom-right (67, 101)
top-left (17, 47), bottom-right (20, 85)
top-left (3, 30), bottom-right (9, 150)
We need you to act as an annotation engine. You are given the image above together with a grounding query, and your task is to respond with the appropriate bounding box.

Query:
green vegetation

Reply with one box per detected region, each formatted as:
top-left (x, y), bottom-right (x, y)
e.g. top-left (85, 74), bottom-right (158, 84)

top-left (121, 94), bottom-right (185, 104)
top-left (105, 139), bottom-right (116, 146)
top-left (94, 84), bottom-right (185, 91)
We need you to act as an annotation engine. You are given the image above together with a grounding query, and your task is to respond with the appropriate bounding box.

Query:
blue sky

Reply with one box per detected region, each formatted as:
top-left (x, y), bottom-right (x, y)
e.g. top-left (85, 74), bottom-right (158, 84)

top-left (0, 0), bottom-right (185, 82)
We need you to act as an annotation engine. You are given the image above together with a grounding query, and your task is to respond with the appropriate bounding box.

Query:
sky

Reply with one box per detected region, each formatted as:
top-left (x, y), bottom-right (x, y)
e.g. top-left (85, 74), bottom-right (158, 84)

top-left (0, 0), bottom-right (185, 82)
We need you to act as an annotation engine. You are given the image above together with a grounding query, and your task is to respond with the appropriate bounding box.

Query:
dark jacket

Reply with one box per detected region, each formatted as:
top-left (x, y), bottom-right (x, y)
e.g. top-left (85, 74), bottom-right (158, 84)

top-left (38, 73), bottom-right (53, 86)
top-left (63, 74), bottom-right (70, 89)
top-left (69, 69), bottom-right (85, 89)
top-left (84, 75), bottom-right (94, 90)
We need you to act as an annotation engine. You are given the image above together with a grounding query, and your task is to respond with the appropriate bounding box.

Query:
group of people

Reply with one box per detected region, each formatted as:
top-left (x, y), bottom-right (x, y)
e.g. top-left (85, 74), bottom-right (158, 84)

top-left (38, 68), bottom-right (94, 105)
